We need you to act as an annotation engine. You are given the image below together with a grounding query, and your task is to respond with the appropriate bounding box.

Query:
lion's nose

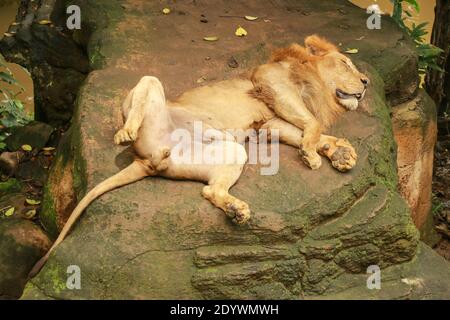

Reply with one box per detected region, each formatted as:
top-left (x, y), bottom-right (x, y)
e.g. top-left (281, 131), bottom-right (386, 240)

top-left (361, 78), bottom-right (369, 87)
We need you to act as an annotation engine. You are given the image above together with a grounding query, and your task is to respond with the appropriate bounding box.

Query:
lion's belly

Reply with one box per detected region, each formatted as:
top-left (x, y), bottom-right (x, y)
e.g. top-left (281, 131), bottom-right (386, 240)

top-left (168, 79), bottom-right (274, 130)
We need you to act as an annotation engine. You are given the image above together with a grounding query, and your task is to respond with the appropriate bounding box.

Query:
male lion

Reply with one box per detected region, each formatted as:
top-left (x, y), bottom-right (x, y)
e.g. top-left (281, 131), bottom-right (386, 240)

top-left (30, 35), bottom-right (369, 277)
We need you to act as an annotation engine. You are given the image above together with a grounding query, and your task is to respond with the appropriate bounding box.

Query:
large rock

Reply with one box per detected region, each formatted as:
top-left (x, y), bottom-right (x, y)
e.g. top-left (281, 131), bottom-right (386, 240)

top-left (0, 0), bottom-right (89, 126)
top-left (312, 243), bottom-right (450, 299)
top-left (0, 0), bottom-right (419, 127)
top-left (5, 121), bottom-right (54, 152)
top-left (0, 218), bottom-right (51, 299)
top-left (392, 90), bottom-right (438, 239)
top-left (13, 0), bottom-right (450, 299)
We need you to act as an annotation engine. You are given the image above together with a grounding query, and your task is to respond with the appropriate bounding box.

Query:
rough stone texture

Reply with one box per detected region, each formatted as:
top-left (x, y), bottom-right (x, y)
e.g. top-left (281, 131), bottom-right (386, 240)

top-left (310, 243), bottom-right (450, 299)
top-left (392, 90), bottom-right (438, 235)
top-left (425, 0), bottom-right (450, 121)
top-left (0, 0), bottom-right (89, 126)
top-left (9, 0), bottom-right (449, 299)
top-left (0, 218), bottom-right (51, 299)
top-left (0, 0), bottom-right (419, 127)
top-left (4, 121), bottom-right (54, 152)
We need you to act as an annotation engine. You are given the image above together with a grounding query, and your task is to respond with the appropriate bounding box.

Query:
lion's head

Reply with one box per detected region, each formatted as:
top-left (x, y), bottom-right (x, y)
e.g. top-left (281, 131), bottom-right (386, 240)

top-left (271, 35), bottom-right (369, 113)
top-left (304, 35), bottom-right (369, 111)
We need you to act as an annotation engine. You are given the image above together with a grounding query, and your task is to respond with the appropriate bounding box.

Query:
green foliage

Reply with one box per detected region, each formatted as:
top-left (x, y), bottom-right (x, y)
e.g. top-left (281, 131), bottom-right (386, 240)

top-left (390, 0), bottom-right (444, 74)
top-left (432, 193), bottom-right (445, 219)
top-left (0, 55), bottom-right (32, 151)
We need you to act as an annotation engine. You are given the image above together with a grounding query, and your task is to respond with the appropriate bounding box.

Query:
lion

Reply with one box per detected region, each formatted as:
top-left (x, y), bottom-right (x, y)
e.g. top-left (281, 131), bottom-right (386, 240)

top-left (29, 35), bottom-right (369, 277)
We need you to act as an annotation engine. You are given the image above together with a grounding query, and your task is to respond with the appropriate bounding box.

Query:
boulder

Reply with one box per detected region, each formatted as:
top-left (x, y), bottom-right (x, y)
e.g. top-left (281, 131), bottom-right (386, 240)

top-left (5, 121), bottom-right (54, 152)
top-left (0, 178), bottom-right (23, 194)
top-left (392, 90), bottom-right (439, 240)
top-left (0, 0), bottom-right (419, 126)
top-left (7, 0), bottom-right (449, 299)
top-left (0, 219), bottom-right (51, 299)
top-left (0, 1), bottom-right (89, 126)
top-left (312, 242), bottom-right (450, 299)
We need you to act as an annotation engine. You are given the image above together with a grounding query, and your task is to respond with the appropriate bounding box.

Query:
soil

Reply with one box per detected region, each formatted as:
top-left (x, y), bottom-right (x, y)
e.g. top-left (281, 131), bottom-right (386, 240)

top-left (433, 120), bottom-right (450, 260)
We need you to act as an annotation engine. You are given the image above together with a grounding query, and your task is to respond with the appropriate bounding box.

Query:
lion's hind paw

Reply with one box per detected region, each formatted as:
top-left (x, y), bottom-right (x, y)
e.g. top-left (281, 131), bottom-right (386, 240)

top-left (226, 201), bottom-right (251, 225)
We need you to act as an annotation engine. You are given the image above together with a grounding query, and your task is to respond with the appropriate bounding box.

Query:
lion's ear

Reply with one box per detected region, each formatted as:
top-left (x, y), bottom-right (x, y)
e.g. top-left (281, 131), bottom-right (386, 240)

top-left (305, 35), bottom-right (338, 56)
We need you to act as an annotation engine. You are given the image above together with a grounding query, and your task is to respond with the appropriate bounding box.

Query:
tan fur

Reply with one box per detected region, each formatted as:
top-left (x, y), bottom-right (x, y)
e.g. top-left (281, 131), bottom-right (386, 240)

top-left (29, 35), bottom-right (368, 278)
top-left (247, 83), bottom-right (276, 110)
top-left (289, 60), bottom-right (343, 129)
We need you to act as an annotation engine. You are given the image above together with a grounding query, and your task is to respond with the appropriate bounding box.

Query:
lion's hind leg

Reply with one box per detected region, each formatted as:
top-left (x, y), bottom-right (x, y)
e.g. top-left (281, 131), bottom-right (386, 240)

top-left (115, 76), bottom-right (165, 145)
top-left (202, 171), bottom-right (250, 225)
top-left (200, 142), bottom-right (250, 224)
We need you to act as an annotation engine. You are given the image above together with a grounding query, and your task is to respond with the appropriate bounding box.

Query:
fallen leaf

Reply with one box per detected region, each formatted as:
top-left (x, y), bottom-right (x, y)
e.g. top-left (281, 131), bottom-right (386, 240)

top-left (162, 8), bottom-right (171, 15)
top-left (43, 147), bottom-right (55, 156)
top-left (3, 32), bottom-right (14, 37)
top-left (203, 36), bottom-right (219, 41)
top-left (38, 20), bottom-right (52, 25)
top-left (235, 26), bottom-right (247, 37)
top-left (227, 56), bottom-right (239, 68)
top-left (26, 199), bottom-right (41, 205)
top-left (244, 16), bottom-right (258, 21)
top-left (4, 207), bottom-right (14, 217)
top-left (24, 209), bottom-right (37, 219)
top-left (356, 36), bottom-right (365, 41)
top-left (21, 144), bottom-right (32, 151)
top-left (345, 48), bottom-right (359, 54)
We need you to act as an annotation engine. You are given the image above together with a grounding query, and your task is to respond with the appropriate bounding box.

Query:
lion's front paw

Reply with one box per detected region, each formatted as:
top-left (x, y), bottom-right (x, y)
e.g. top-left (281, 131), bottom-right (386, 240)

top-left (226, 200), bottom-right (251, 225)
top-left (320, 138), bottom-right (357, 172)
top-left (114, 128), bottom-right (138, 145)
top-left (299, 147), bottom-right (322, 170)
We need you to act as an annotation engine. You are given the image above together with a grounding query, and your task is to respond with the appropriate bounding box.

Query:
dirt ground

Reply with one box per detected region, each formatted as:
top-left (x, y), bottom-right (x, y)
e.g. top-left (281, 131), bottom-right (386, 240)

top-left (433, 120), bottom-right (450, 260)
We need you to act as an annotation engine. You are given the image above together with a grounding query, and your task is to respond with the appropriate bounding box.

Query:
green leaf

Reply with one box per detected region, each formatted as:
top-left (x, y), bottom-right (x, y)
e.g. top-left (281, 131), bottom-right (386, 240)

top-left (21, 144), bottom-right (32, 151)
top-left (4, 207), bottom-right (15, 216)
top-left (418, 46), bottom-right (444, 59)
top-left (404, 0), bottom-right (420, 12)
top-left (25, 199), bottom-right (41, 205)
top-left (0, 72), bottom-right (17, 84)
top-left (345, 48), bottom-right (359, 54)
top-left (244, 16), bottom-right (258, 21)
top-left (203, 36), bottom-right (219, 41)
top-left (13, 99), bottom-right (24, 110)
top-left (24, 209), bottom-right (37, 219)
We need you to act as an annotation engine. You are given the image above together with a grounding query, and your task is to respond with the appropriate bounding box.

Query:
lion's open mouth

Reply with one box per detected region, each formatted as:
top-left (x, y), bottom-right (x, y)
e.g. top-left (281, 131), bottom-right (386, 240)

top-left (336, 88), bottom-right (366, 101)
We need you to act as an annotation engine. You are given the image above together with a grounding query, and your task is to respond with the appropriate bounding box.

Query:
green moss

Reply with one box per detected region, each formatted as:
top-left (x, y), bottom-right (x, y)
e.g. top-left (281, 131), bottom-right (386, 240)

top-left (45, 264), bottom-right (67, 295)
top-left (0, 178), bottom-right (23, 193)
top-left (39, 182), bottom-right (59, 239)
top-left (38, 126), bottom-right (79, 238)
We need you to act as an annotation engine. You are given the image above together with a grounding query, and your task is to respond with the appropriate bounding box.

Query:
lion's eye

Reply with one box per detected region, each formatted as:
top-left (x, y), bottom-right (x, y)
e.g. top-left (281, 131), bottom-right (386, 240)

top-left (341, 59), bottom-right (351, 69)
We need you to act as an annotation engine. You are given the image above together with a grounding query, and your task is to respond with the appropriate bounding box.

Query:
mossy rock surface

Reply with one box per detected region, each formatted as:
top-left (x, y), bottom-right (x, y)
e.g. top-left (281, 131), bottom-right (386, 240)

top-left (0, 219), bottom-right (50, 299)
top-left (5, 121), bottom-right (54, 152)
top-left (22, 0), bottom-right (450, 299)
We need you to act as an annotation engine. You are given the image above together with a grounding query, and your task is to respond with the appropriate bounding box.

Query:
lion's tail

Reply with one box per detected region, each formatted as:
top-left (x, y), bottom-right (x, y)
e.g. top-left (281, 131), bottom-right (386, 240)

top-left (28, 160), bottom-right (150, 279)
